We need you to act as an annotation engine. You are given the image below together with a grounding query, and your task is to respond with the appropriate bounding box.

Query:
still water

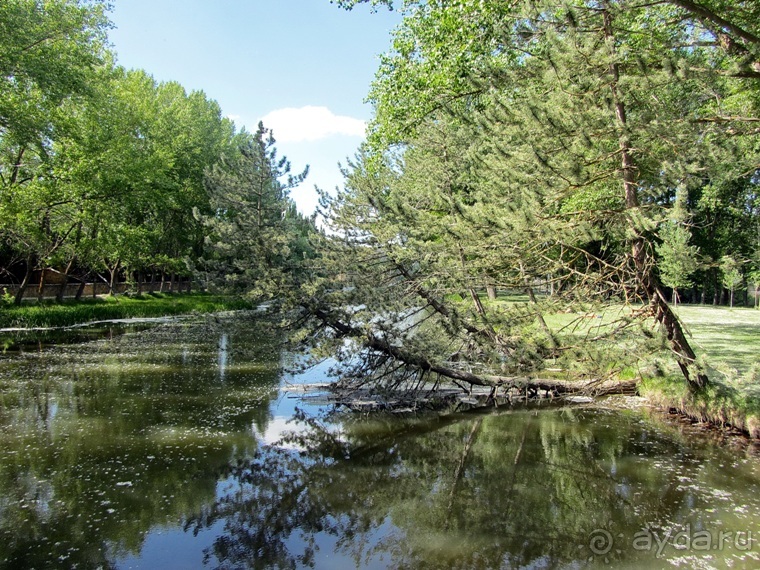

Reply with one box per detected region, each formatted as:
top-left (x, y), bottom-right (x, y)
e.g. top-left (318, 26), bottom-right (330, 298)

top-left (1, 313), bottom-right (759, 569)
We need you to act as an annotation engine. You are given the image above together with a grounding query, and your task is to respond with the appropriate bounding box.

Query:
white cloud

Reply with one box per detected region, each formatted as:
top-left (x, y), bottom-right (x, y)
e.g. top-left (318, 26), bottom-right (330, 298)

top-left (260, 106), bottom-right (366, 143)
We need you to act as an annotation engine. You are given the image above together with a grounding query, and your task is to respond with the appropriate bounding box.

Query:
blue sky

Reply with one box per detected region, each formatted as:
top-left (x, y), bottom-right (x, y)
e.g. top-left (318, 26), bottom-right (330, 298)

top-left (108, 0), bottom-right (401, 215)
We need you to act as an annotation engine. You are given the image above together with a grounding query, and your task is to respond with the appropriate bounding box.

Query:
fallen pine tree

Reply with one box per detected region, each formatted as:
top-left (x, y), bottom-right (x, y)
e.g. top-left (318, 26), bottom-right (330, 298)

top-left (302, 305), bottom-right (638, 412)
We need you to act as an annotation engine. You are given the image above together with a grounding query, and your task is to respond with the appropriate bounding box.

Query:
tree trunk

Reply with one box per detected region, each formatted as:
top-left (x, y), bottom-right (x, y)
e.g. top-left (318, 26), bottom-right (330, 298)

top-left (37, 267), bottom-right (47, 302)
top-left (9, 146), bottom-right (26, 186)
top-left (56, 258), bottom-right (76, 302)
top-left (713, 270), bottom-right (721, 305)
top-left (668, 0), bottom-right (760, 49)
top-left (108, 260), bottom-right (120, 296)
top-left (486, 286), bottom-right (497, 301)
top-left (309, 305), bottom-right (635, 396)
top-left (75, 277), bottom-right (87, 301)
top-left (14, 254), bottom-right (34, 305)
top-left (468, 288), bottom-right (485, 315)
top-left (56, 222), bottom-right (83, 302)
top-left (459, 248), bottom-right (486, 317)
top-left (604, 5), bottom-right (706, 390)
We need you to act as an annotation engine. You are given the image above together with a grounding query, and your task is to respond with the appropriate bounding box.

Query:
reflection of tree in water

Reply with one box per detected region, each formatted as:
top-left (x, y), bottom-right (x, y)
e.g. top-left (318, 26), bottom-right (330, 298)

top-left (0, 315), bottom-right (284, 568)
top-left (187, 407), bottom-right (707, 569)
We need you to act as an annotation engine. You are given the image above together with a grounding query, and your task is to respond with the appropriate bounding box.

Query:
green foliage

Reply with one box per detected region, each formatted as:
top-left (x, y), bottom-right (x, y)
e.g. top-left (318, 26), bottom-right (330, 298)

top-left (657, 223), bottom-right (700, 300)
top-left (750, 268), bottom-right (760, 308)
top-left (309, 0), bottom-right (760, 393)
top-left (0, 0), bottom-right (110, 145)
top-left (194, 123), bottom-right (316, 300)
top-left (720, 255), bottom-right (744, 307)
top-left (0, 288), bottom-right (14, 307)
top-left (1, 2), bottom-right (291, 303)
top-left (0, 0), bottom-right (110, 295)
top-left (689, 177), bottom-right (759, 304)
top-left (2, 2), bottom-right (316, 307)
top-left (656, 189), bottom-right (700, 303)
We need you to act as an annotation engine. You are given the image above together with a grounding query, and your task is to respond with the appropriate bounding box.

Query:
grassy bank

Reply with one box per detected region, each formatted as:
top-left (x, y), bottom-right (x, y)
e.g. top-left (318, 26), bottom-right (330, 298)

top-left (639, 375), bottom-right (760, 437)
top-left (638, 305), bottom-right (760, 437)
top-left (487, 294), bottom-right (760, 436)
top-left (0, 292), bottom-right (253, 329)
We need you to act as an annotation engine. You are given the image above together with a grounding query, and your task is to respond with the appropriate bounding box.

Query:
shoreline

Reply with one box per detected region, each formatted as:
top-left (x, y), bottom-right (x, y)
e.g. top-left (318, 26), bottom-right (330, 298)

top-left (0, 292), bottom-right (252, 330)
top-left (324, 376), bottom-right (760, 445)
top-left (638, 377), bottom-right (760, 439)
top-left (3, 299), bottom-right (757, 445)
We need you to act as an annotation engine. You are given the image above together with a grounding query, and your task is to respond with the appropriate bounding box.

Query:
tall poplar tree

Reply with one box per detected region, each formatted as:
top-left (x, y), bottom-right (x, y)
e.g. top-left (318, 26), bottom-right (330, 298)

top-left (0, 0), bottom-right (110, 302)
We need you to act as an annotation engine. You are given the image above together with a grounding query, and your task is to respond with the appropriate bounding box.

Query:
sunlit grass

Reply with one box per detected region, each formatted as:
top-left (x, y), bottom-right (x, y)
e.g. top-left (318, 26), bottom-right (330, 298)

top-left (675, 305), bottom-right (760, 377)
top-left (476, 293), bottom-right (760, 432)
top-left (0, 293), bottom-right (253, 329)
top-left (625, 304), bottom-right (760, 436)
top-left (489, 293), bottom-right (758, 376)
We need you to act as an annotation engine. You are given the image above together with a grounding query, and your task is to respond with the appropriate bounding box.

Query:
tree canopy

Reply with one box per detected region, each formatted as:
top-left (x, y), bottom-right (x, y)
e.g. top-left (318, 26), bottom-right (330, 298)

top-left (194, 123), bottom-right (315, 300)
top-left (0, 0), bottom-right (317, 303)
top-left (305, 0), bottom-right (760, 394)
top-left (3, 0), bottom-right (758, 397)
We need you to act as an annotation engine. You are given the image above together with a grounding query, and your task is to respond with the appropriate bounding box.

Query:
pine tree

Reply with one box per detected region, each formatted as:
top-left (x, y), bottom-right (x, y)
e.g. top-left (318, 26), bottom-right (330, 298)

top-left (312, 0), bottom-right (760, 394)
top-left (720, 255), bottom-right (744, 308)
top-left (656, 189), bottom-right (700, 305)
top-left (195, 123), bottom-right (311, 299)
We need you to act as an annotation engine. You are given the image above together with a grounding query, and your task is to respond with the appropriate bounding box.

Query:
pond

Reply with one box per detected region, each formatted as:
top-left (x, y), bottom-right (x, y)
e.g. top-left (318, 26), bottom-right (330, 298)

top-left (0, 313), bottom-right (759, 569)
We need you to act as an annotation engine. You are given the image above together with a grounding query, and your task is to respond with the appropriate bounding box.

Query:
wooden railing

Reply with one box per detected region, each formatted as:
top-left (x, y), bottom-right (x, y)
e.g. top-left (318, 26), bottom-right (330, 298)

top-left (1, 278), bottom-right (193, 302)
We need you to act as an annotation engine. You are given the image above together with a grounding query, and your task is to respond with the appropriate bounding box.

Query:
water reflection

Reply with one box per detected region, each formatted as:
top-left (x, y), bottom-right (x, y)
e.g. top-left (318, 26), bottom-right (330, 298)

top-left (1, 316), bottom-right (760, 569)
top-left (189, 407), bottom-right (760, 569)
top-left (0, 315), bottom-right (283, 569)
top-left (218, 333), bottom-right (228, 381)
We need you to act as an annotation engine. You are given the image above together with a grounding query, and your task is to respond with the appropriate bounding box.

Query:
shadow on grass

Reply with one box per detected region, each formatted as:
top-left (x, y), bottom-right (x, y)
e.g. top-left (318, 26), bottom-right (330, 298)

top-left (688, 323), bottom-right (760, 375)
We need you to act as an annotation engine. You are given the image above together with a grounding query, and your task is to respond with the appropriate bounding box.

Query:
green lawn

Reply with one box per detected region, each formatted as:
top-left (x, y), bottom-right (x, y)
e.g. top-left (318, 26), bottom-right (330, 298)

top-left (518, 299), bottom-right (758, 379)
top-left (486, 295), bottom-right (759, 423)
top-left (675, 305), bottom-right (760, 377)
top-left (0, 292), bottom-right (253, 329)
top-left (621, 304), bottom-right (760, 436)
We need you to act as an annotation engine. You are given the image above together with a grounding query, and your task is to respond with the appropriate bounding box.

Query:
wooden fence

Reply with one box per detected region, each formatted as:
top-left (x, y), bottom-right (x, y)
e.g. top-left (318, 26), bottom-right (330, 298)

top-left (1, 273), bottom-right (192, 302)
